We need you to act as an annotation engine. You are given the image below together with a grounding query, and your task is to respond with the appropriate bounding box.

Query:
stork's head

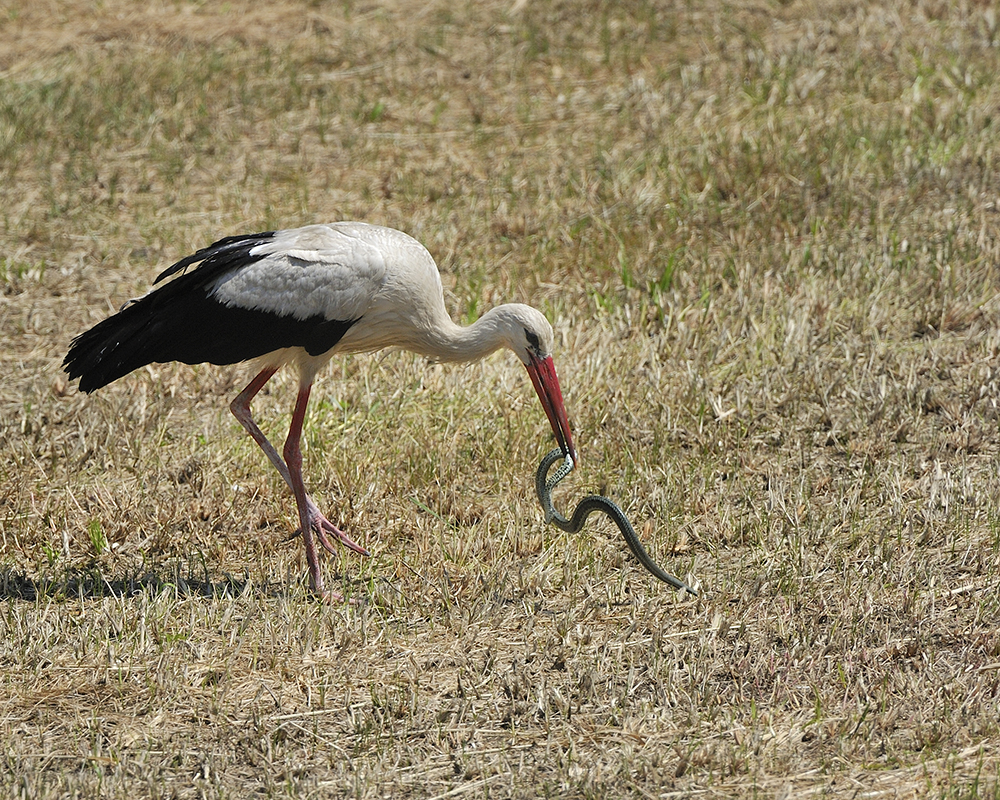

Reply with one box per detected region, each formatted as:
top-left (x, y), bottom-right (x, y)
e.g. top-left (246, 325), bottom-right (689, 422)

top-left (495, 304), bottom-right (577, 464)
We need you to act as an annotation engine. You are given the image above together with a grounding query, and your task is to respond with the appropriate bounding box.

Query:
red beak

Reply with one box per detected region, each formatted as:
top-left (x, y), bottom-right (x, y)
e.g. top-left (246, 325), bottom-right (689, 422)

top-left (525, 354), bottom-right (577, 464)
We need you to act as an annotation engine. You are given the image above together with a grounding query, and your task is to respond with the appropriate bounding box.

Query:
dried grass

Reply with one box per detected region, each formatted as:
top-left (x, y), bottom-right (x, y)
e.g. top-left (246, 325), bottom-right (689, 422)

top-left (2, 0), bottom-right (1000, 796)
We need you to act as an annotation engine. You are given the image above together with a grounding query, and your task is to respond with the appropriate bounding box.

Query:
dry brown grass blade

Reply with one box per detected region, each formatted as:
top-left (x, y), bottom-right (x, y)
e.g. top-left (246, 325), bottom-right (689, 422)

top-left (2, 0), bottom-right (1000, 796)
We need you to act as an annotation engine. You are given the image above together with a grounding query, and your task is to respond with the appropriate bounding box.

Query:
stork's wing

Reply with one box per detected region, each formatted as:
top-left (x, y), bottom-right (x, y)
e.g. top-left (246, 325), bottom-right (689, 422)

top-left (64, 225), bottom-right (389, 391)
top-left (153, 230), bottom-right (277, 285)
top-left (208, 225), bottom-right (387, 323)
top-left (153, 225), bottom-right (388, 324)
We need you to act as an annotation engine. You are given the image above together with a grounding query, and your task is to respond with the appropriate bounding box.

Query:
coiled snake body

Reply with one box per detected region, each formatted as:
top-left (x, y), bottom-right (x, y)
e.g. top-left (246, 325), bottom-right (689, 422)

top-left (535, 449), bottom-right (697, 596)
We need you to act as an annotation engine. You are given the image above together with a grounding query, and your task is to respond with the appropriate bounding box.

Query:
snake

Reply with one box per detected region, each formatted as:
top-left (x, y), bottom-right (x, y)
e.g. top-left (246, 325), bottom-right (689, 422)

top-left (535, 449), bottom-right (697, 596)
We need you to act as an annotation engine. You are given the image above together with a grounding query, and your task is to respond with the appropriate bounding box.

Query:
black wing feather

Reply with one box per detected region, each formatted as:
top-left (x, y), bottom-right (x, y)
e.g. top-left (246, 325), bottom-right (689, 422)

top-left (153, 230), bottom-right (276, 285)
top-left (64, 231), bottom-right (357, 393)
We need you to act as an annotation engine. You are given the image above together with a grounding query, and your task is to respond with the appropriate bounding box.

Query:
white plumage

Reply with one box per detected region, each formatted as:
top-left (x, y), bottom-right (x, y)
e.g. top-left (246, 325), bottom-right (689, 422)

top-left (212, 224), bottom-right (389, 322)
top-left (65, 222), bottom-right (576, 600)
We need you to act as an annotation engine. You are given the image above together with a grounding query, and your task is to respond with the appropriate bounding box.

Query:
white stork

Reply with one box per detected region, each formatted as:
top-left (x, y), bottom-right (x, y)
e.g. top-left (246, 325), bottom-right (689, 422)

top-left (64, 222), bottom-right (576, 600)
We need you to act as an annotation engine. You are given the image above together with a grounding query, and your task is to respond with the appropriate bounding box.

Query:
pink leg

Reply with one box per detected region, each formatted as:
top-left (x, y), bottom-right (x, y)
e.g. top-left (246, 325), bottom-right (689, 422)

top-left (283, 384), bottom-right (335, 598)
top-left (230, 369), bottom-right (369, 558)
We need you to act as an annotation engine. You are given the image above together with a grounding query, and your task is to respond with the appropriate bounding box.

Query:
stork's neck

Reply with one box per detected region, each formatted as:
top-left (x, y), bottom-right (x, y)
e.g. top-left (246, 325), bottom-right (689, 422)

top-left (417, 306), bottom-right (513, 364)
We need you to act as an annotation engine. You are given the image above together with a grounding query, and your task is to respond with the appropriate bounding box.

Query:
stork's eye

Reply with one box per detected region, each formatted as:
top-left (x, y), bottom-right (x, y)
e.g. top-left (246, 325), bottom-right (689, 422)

top-left (524, 328), bottom-right (541, 354)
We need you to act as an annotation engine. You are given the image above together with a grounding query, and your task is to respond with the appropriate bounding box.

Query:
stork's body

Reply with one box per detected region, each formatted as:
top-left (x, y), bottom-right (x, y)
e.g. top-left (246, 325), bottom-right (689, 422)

top-left (64, 222), bottom-right (575, 599)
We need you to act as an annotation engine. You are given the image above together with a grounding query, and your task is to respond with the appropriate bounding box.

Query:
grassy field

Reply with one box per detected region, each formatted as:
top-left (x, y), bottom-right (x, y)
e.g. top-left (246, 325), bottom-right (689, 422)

top-left (2, 0), bottom-right (1000, 796)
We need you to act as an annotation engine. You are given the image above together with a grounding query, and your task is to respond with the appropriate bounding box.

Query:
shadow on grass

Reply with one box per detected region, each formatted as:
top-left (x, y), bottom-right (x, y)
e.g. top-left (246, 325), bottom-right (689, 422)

top-left (0, 564), bottom-right (287, 602)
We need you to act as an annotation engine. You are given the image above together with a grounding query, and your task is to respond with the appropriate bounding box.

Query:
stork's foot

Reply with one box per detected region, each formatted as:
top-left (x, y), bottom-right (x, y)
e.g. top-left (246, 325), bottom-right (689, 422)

top-left (305, 562), bottom-right (345, 604)
top-left (300, 496), bottom-right (370, 557)
top-left (316, 587), bottom-right (346, 604)
top-left (287, 498), bottom-right (367, 603)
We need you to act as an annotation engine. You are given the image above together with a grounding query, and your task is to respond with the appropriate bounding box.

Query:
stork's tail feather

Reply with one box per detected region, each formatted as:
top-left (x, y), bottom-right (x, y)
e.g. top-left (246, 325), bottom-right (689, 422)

top-left (63, 303), bottom-right (163, 393)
